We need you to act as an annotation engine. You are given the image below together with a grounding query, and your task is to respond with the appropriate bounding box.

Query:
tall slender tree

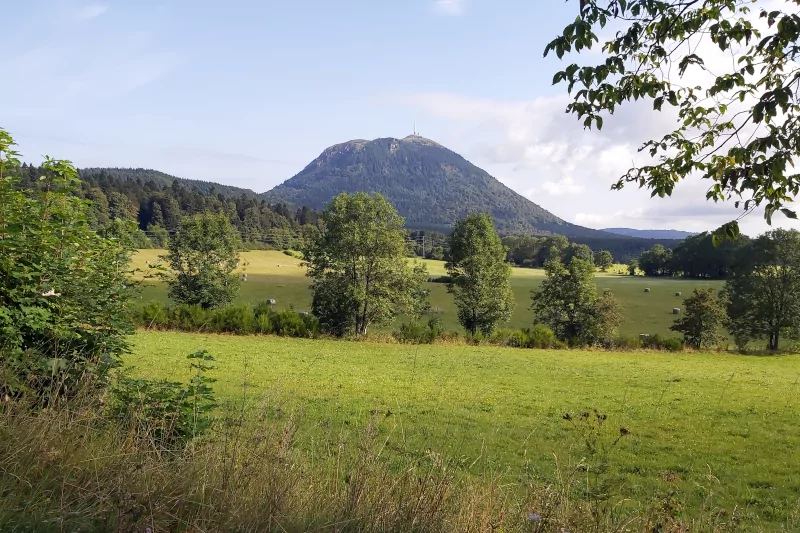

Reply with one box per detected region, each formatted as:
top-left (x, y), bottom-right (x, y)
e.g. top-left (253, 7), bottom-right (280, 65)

top-left (446, 213), bottom-right (515, 336)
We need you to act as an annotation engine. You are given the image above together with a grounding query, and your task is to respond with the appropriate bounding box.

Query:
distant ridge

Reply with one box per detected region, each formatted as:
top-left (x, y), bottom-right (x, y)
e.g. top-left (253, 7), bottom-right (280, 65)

top-left (78, 168), bottom-right (260, 199)
top-left (602, 228), bottom-right (698, 239)
top-left (265, 135), bottom-right (622, 238)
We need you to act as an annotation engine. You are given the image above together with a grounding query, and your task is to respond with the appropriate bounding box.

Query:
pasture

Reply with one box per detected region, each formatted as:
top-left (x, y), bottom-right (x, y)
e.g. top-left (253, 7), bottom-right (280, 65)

top-left (128, 331), bottom-right (800, 528)
top-left (133, 249), bottom-right (723, 337)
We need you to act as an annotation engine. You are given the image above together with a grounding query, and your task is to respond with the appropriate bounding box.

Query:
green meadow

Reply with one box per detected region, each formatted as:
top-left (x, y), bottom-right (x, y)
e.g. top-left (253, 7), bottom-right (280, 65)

top-left (128, 332), bottom-right (800, 528)
top-left (133, 249), bottom-right (723, 337)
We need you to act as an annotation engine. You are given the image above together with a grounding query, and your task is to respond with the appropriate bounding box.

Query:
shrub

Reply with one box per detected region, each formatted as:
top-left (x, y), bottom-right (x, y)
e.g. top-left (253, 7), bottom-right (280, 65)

top-left (139, 302), bottom-right (169, 330)
top-left (272, 309), bottom-right (310, 337)
top-left (168, 304), bottom-right (209, 331)
top-left (611, 335), bottom-right (643, 350)
top-left (488, 328), bottom-right (518, 346)
top-left (253, 300), bottom-right (276, 317)
top-left (394, 317), bottom-right (441, 344)
top-left (210, 306), bottom-right (255, 334)
top-left (0, 130), bottom-right (137, 400)
top-left (428, 275), bottom-right (452, 284)
top-left (492, 325), bottom-right (562, 349)
top-left (525, 324), bottom-right (561, 348)
top-left (641, 334), bottom-right (683, 352)
top-left (108, 350), bottom-right (217, 450)
top-left (255, 313), bottom-right (274, 335)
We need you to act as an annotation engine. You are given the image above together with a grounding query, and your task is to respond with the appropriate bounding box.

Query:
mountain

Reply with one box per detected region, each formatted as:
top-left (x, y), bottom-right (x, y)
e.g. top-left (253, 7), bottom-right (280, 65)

top-left (601, 228), bottom-right (699, 240)
top-left (265, 135), bottom-right (617, 238)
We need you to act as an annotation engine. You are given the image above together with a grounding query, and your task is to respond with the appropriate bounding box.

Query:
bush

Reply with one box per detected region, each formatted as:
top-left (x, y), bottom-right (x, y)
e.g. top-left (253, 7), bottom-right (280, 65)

top-left (282, 249), bottom-right (303, 259)
top-left (491, 325), bottom-right (562, 349)
top-left (133, 302), bottom-right (319, 338)
top-left (139, 302), bottom-right (169, 330)
top-left (525, 324), bottom-right (562, 348)
top-left (428, 275), bottom-right (452, 284)
top-left (272, 309), bottom-right (319, 338)
top-left (255, 313), bottom-right (274, 335)
top-left (611, 335), bottom-right (642, 350)
top-left (210, 306), bottom-right (256, 334)
top-left (640, 334), bottom-right (683, 352)
top-left (253, 300), bottom-right (276, 317)
top-left (0, 131), bottom-right (137, 400)
top-left (394, 317), bottom-right (441, 344)
top-left (168, 304), bottom-right (210, 331)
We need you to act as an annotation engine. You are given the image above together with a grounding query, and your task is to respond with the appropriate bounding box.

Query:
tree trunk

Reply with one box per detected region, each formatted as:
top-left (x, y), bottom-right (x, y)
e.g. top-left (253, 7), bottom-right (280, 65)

top-left (769, 330), bottom-right (780, 351)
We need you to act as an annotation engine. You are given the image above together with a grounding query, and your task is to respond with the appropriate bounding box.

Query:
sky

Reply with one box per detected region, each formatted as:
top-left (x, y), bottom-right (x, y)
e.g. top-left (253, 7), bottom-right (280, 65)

top-left (1, 0), bottom-right (797, 236)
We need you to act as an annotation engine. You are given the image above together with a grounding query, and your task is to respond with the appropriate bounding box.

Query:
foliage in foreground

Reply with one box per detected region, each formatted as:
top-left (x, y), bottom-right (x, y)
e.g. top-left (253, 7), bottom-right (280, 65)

top-left (0, 391), bottom-right (759, 533)
top-left (109, 350), bottom-right (218, 450)
top-left (548, 0), bottom-right (800, 235)
top-left (0, 129), bottom-right (136, 400)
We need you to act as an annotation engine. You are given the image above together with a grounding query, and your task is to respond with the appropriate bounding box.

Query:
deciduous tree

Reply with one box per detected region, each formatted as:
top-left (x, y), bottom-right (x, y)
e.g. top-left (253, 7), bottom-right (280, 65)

top-left (164, 213), bottom-right (241, 309)
top-left (594, 250), bottom-right (614, 271)
top-left (446, 213), bottom-right (515, 336)
top-left (670, 288), bottom-right (726, 349)
top-left (548, 0), bottom-right (800, 235)
top-left (723, 229), bottom-right (800, 350)
top-left (564, 242), bottom-right (595, 265)
top-left (532, 258), bottom-right (622, 344)
top-left (304, 193), bottom-right (429, 336)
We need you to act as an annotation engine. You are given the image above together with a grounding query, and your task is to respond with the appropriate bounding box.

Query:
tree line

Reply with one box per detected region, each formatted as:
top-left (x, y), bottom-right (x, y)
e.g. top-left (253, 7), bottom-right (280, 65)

top-left (634, 232), bottom-right (751, 279)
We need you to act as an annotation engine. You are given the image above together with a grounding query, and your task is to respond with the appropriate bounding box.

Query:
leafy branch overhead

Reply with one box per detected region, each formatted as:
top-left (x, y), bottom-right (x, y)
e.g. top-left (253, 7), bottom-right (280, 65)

top-left (547, 0), bottom-right (800, 233)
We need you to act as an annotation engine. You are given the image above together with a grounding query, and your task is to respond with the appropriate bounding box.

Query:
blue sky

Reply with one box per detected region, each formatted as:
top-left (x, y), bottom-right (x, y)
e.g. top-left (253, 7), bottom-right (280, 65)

top-left (1, 0), bottom-right (794, 235)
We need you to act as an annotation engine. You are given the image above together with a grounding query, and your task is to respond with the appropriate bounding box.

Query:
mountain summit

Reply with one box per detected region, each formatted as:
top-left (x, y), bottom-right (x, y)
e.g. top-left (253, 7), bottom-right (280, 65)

top-left (267, 136), bottom-right (610, 237)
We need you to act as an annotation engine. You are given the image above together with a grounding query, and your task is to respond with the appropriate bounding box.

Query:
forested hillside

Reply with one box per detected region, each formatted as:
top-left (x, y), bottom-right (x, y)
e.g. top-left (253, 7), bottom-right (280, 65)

top-left (13, 164), bottom-right (318, 249)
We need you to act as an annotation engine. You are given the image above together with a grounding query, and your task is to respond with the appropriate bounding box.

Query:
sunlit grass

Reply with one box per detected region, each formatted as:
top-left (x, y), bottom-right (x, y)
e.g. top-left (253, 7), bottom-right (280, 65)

top-left (132, 250), bottom-right (724, 337)
top-left (127, 331), bottom-right (800, 528)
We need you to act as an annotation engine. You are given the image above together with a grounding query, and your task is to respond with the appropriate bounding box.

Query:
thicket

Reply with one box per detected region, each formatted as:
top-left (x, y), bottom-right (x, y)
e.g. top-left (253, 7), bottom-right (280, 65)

top-left (136, 302), bottom-right (320, 337)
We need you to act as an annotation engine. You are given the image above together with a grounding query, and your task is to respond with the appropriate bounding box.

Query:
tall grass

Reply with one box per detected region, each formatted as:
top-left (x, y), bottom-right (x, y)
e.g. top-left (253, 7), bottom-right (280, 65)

top-left (0, 391), bottom-right (767, 533)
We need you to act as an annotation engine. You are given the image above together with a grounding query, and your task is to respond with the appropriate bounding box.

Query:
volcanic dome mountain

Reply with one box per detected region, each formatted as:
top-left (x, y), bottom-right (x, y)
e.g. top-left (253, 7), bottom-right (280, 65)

top-left (266, 135), bottom-right (613, 238)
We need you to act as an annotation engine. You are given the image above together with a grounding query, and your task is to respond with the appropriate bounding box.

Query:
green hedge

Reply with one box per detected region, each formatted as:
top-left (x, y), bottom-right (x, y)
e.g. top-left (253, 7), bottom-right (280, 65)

top-left (136, 302), bottom-right (319, 338)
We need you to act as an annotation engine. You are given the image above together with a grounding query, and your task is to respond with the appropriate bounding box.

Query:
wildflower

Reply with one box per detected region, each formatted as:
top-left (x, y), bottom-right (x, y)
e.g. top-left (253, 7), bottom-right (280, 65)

top-left (527, 513), bottom-right (541, 522)
top-left (42, 288), bottom-right (60, 297)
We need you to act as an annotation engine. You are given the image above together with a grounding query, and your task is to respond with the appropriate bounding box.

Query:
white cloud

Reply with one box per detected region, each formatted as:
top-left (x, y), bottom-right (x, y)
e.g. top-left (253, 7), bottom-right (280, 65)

top-left (542, 177), bottom-right (585, 196)
top-left (74, 3), bottom-right (108, 21)
top-left (387, 89), bottom-right (800, 235)
top-left (432, 0), bottom-right (465, 16)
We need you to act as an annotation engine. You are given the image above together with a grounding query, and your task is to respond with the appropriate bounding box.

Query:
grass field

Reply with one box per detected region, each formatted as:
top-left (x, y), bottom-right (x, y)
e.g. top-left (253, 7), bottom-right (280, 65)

top-left (133, 250), bottom-right (724, 337)
top-left (128, 331), bottom-right (800, 528)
